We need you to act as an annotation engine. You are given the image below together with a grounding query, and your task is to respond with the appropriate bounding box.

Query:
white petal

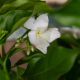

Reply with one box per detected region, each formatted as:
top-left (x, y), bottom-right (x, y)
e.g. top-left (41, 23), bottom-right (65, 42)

top-left (24, 17), bottom-right (35, 30)
top-left (28, 31), bottom-right (50, 54)
top-left (42, 28), bottom-right (61, 43)
top-left (33, 13), bottom-right (49, 32)
top-left (7, 27), bottom-right (26, 40)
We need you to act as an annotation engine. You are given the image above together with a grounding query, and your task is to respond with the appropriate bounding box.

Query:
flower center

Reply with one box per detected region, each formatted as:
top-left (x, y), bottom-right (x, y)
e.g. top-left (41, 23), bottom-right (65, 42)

top-left (36, 30), bottom-right (42, 38)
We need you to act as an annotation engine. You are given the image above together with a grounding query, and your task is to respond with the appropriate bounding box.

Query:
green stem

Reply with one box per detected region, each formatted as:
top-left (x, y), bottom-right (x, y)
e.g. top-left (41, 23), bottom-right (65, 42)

top-left (0, 45), bottom-right (2, 57)
top-left (3, 61), bottom-right (10, 80)
top-left (0, 45), bottom-right (10, 80)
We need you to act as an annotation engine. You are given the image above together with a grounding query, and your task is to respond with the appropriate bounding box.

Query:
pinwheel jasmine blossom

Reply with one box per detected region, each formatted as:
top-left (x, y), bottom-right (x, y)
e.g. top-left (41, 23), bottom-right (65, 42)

top-left (24, 14), bottom-right (61, 54)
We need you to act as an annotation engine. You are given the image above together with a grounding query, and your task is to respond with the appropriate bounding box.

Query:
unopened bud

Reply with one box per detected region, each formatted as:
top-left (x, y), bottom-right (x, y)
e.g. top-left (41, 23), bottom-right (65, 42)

top-left (31, 46), bottom-right (35, 52)
top-left (15, 44), bottom-right (20, 47)
top-left (27, 49), bottom-right (30, 55)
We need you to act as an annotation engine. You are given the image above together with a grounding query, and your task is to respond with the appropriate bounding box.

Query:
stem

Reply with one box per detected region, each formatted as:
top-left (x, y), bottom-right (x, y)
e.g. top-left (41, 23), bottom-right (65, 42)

top-left (0, 45), bottom-right (10, 79)
top-left (3, 61), bottom-right (10, 80)
top-left (0, 45), bottom-right (2, 57)
top-left (1, 45), bottom-right (10, 80)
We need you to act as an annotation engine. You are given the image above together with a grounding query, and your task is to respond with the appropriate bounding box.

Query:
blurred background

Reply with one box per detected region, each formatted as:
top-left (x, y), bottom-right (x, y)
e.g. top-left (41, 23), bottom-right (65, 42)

top-left (0, 0), bottom-right (80, 80)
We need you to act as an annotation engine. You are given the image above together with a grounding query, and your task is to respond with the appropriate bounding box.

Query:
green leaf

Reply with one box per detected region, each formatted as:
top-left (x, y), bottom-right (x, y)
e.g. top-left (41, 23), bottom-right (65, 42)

top-left (56, 0), bottom-right (80, 16)
top-left (0, 0), bottom-right (40, 14)
top-left (25, 43), bottom-right (78, 80)
top-left (0, 69), bottom-right (6, 80)
top-left (33, 2), bottom-right (54, 15)
top-left (17, 67), bottom-right (25, 76)
top-left (54, 0), bottom-right (80, 27)
top-left (0, 0), bottom-right (15, 7)
top-left (0, 10), bottom-right (26, 30)
top-left (55, 14), bottom-right (80, 27)
top-left (0, 10), bottom-right (29, 43)
top-left (0, 30), bottom-right (8, 44)
top-left (6, 59), bottom-right (11, 72)
top-left (10, 71), bottom-right (20, 80)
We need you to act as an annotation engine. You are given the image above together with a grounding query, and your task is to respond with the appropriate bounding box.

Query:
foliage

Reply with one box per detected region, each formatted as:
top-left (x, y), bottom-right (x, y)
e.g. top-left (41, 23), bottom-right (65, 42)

top-left (0, 0), bottom-right (80, 80)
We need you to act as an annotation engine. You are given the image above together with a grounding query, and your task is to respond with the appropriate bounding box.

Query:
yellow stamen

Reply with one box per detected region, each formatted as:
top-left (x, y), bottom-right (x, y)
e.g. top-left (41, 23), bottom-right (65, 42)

top-left (36, 31), bottom-right (42, 38)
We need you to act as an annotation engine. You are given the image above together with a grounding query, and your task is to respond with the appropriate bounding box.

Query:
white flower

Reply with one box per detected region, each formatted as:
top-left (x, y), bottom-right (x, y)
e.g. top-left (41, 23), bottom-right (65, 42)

top-left (24, 14), bottom-right (61, 54)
